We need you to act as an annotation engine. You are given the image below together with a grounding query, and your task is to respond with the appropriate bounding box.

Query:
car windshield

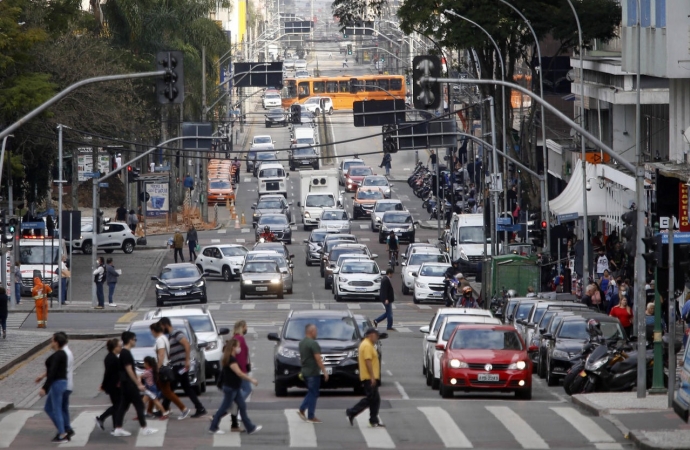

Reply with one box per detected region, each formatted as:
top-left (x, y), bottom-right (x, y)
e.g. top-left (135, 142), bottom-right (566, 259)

top-left (420, 265), bottom-right (448, 276)
top-left (243, 262), bottom-right (279, 273)
top-left (220, 247), bottom-right (247, 257)
top-left (305, 98), bottom-right (319, 105)
top-left (248, 151), bottom-right (257, 159)
top-left (539, 311), bottom-right (556, 329)
top-left (363, 178), bottom-right (387, 186)
top-left (409, 254), bottom-right (445, 265)
top-left (257, 201), bottom-right (283, 209)
top-left (548, 317), bottom-right (564, 334)
top-left (375, 202), bottom-right (403, 212)
top-left (284, 317), bottom-right (358, 341)
top-left (532, 307), bottom-right (548, 325)
top-left (306, 195), bottom-right (335, 208)
top-left (293, 147), bottom-right (316, 156)
top-left (20, 246), bottom-right (60, 265)
top-left (210, 181), bottom-right (231, 189)
top-left (450, 329), bottom-right (523, 350)
top-left (246, 254), bottom-right (287, 269)
top-left (322, 211), bottom-right (347, 220)
top-left (343, 161), bottom-right (364, 172)
top-left (458, 226), bottom-right (485, 243)
top-left (357, 190), bottom-right (384, 200)
top-left (330, 248), bottom-right (366, 261)
top-left (265, 94), bottom-right (280, 99)
top-left (259, 168), bottom-right (284, 177)
top-left (258, 216), bottom-right (288, 225)
top-left (256, 153), bottom-right (276, 160)
top-left (296, 138), bottom-right (315, 144)
top-left (324, 239), bottom-right (352, 251)
top-left (505, 300), bottom-right (520, 319)
top-left (341, 261), bottom-right (378, 274)
top-left (601, 322), bottom-right (627, 340)
top-left (254, 137), bottom-right (272, 144)
top-left (183, 316), bottom-right (215, 333)
top-left (515, 303), bottom-right (535, 321)
top-left (557, 322), bottom-right (590, 340)
top-left (160, 267), bottom-right (200, 280)
top-left (383, 213), bottom-right (412, 224)
top-left (349, 167), bottom-right (372, 176)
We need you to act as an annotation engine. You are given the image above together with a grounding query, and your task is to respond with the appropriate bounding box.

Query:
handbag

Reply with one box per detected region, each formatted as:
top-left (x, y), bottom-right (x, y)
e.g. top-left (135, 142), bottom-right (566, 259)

top-left (195, 244), bottom-right (201, 253)
top-left (159, 365), bottom-right (175, 383)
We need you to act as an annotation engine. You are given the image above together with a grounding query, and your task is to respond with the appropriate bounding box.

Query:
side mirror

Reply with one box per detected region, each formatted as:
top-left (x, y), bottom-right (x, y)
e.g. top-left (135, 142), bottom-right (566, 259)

top-left (539, 328), bottom-right (546, 334)
top-left (542, 333), bottom-right (553, 340)
top-left (303, 239), bottom-right (309, 244)
top-left (289, 254), bottom-right (295, 259)
top-left (426, 336), bottom-right (438, 343)
top-left (198, 341), bottom-right (209, 349)
top-left (150, 276), bottom-right (159, 281)
top-left (420, 326), bottom-right (430, 334)
top-left (290, 222), bottom-right (295, 226)
top-left (411, 272), bottom-right (418, 277)
top-left (332, 267), bottom-right (340, 274)
top-left (380, 270), bottom-right (387, 275)
top-left (435, 343), bottom-right (446, 350)
top-left (289, 263), bottom-right (294, 268)
top-left (288, 202), bottom-right (294, 206)
top-left (528, 345), bottom-right (538, 352)
top-left (252, 203), bottom-right (257, 207)
top-left (286, 173), bottom-right (290, 178)
top-left (218, 328), bottom-right (230, 336)
top-left (371, 254), bottom-right (378, 259)
top-left (401, 262), bottom-right (407, 267)
top-left (267, 332), bottom-right (281, 342)
top-left (517, 319), bottom-right (526, 325)
top-left (297, 202), bottom-right (301, 207)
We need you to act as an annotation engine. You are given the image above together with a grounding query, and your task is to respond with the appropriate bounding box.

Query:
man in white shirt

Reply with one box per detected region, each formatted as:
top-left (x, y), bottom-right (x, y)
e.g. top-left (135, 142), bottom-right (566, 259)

top-left (115, 153), bottom-right (122, 169)
top-left (149, 161), bottom-right (155, 173)
top-left (59, 332), bottom-right (75, 438)
top-left (595, 248), bottom-right (609, 280)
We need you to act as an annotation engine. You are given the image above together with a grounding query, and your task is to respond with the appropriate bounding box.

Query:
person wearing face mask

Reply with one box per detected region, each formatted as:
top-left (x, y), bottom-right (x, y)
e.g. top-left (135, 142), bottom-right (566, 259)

top-left (229, 320), bottom-right (251, 432)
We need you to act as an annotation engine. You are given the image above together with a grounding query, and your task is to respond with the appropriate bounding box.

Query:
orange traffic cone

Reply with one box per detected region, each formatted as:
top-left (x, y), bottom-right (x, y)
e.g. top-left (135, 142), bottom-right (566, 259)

top-left (241, 213), bottom-right (246, 225)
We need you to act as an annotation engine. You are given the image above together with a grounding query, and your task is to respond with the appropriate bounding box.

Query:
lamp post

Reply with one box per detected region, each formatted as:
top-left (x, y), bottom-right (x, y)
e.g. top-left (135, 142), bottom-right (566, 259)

top-left (444, 9), bottom-right (507, 257)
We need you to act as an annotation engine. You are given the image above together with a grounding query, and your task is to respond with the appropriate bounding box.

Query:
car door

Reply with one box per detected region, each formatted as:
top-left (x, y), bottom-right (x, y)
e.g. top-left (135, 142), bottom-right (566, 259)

top-left (281, 198), bottom-right (292, 222)
top-left (198, 247), bottom-right (218, 274)
top-left (100, 223), bottom-right (125, 249)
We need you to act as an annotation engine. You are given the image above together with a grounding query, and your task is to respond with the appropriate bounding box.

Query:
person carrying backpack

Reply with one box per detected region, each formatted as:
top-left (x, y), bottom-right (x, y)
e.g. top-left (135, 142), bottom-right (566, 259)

top-left (93, 257), bottom-right (106, 309)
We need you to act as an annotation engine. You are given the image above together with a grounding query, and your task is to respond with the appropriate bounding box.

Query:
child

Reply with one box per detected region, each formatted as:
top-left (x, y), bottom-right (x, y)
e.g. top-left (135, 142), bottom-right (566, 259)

top-left (141, 356), bottom-right (168, 418)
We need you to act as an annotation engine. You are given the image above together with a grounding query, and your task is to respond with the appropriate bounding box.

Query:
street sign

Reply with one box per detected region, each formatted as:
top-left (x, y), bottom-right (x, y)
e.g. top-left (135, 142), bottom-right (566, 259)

top-left (233, 62), bottom-right (284, 88)
top-left (99, 182), bottom-right (109, 188)
top-left (182, 122), bottom-right (213, 150)
top-left (353, 100), bottom-right (406, 127)
top-left (557, 212), bottom-right (579, 224)
top-left (497, 217), bottom-right (513, 225)
top-left (395, 119), bottom-right (457, 150)
top-left (83, 172), bottom-right (99, 178)
top-left (21, 221), bottom-right (45, 230)
top-left (497, 224), bottom-right (522, 232)
top-left (661, 232), bottom-right (690, 244)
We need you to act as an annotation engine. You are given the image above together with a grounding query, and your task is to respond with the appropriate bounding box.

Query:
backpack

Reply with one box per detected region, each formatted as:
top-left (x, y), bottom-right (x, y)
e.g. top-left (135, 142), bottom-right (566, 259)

top-left (93, 267), bottom-right (104, 283)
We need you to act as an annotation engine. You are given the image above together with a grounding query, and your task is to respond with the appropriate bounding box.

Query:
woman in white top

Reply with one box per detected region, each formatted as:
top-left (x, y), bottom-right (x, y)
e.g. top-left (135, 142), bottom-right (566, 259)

top-left (149, 322), bottom-right (188, 416)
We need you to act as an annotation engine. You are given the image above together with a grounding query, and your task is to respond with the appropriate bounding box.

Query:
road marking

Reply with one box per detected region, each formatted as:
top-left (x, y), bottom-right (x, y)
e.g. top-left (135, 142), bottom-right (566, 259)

top-left (398, 195), bottom-right (410, 201)
top-left (486, 406), bottom-right (548, 449)
top-left (291, 226), bottom-right (297, 230)
top-left (359, 238), bottom-right (370, 242)
top-left (0, 410), bottom-right (41, 448)
top-left (550, 407), bottom-right (622, 449)
top-left (241, 228), bottom-right (250, 233)
top-left (244, 178), bottom-right (252, 182)
top-left (242, 304), bottom-right (256, 310)
top-left (207, 304), bottom-right (221, 310)
top-left (394, 381), bottom-right (409, 400)
top-left (403, 168), bottom-right (411, 171)
top-left (395, 327), bottom-right (411, 333)
top-left (356, 412), bottom-right (395, 448)
top-left (5, 313), bottom-right (29, 329)
top-left (418, 406), bottom-right (472, 448)
top-left (359, 224), bottom-right (369, 230)
top-left (60, 411), bottom-right (98, 447)
top-left (285, 409), bottom-right (317, 447)
top-left (386, 370), bottom-right (393, 376)
top-left (211, 239), bottom-right (221, 243)
top-left (213, 416), bottom-right (241, 447)
top-left (277, 303), bottom-right (290, 309)
top-left (416, 305), bottom-right (431, 309)
top-left (236, 239), bottom-right (246, 243)
top-left (135, 415), bottom-right (167, 446)
top-left (347, 303), bottom-right (361, 309)
top-left (218, 229), bottom-right (227, 234)
top-left (116, 311), bottom-right (138, 323)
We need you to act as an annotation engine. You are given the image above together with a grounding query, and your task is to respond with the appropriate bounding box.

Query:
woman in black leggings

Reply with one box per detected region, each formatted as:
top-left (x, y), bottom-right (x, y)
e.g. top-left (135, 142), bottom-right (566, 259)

top-left (95, 339), bottom-right (121, 431)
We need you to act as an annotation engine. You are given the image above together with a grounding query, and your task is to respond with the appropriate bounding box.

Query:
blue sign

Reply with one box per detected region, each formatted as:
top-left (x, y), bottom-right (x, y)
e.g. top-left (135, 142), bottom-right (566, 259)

top-left (497, 217), bottom-right (513, 226)
top-left (83, 172), bottom-right (99, 178)
top-left (557, 212), bottom-right (579, 224)
top-left (497, 224), bottom-right (522, 232)
top-left (661, 232), bottom-right (690, 244)
top-left (99, 182), bottom-right (109, 188)
top-left (21, 221), bottom-right (45, 230)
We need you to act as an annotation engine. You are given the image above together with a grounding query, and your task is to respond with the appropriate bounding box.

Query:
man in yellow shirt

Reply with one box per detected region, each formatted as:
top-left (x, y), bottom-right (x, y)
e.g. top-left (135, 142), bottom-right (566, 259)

top-left (346, 328), bottom-right (384, 428)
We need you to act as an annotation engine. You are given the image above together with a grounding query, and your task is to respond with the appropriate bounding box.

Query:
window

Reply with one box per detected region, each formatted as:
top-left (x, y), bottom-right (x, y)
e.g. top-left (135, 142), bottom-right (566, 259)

top-left (655, 0), bottom-right (666, 27)
top-left (365, 80), bottom-right (378, 92)
top-left (378, 79), bottom-right (390, 91)
top-left (258, 215), bottom-right (288, 225)
top-left (339, 80), bottom-right (351, 93)
top-left (220, 246), bottom-right (247, 257)
top-left (298, 82), bottom-right (310, 98)
top-left (450, 330), bottom-right (523, 350)
top-left (160, 267), bottom-right (200, 280)
top-left (390, 78), bottom-right (403, 91)
top-left (108, 224), bottom-right (125, 232)
top-left (312, 81), bottom-right (325, 94)
top-left (284, 317), bottom-right (357, 341)
top-left (203, 248), bottom-right (214, 257)
top-left (326, 81), bottom-right (339, 93)
top-left (419, 265), bottom-right (447, 277)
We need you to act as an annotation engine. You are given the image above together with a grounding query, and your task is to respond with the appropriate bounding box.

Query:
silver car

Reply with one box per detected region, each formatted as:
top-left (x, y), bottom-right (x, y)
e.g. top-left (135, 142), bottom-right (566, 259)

top-left (361, 175), bottom-right (392, 198)
top-left (244, 251), bottom-right (294, 294)
top-left (369, 199), bottom-right (405, 232)
top-left (318, 209), bottom-right (351, 234)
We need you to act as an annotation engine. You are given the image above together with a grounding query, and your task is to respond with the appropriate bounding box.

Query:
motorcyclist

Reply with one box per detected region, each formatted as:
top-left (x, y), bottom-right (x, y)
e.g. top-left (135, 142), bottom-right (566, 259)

top-left (443, 260), bottom-right (462, 307)
top-left (259, 225), bottom-right (275, 242)
top-left (458, 286), bottom-right (479, 308)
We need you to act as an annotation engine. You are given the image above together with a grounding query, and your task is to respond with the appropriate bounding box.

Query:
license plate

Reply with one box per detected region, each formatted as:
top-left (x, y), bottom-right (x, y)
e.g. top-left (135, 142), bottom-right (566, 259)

top-left (174, 291), bottom-right (187, 296)
top-left (256, 287), bottom-right (268, 292)
top-left (218, 196), bottom-right (224, 199)
top-left (355, 288), bottom-right (367, 292)
top-left (432, 292), bottom-right (443, 296)
top-left (320, 367), bottom-right (333, 375)
top-left (477, 374), bottom-right (499, 382)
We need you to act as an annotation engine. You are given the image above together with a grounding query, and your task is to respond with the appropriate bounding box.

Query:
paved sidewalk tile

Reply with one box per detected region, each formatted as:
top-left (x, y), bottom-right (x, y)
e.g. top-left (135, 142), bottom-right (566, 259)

top-left (0, 329), bottom-right (52, 375)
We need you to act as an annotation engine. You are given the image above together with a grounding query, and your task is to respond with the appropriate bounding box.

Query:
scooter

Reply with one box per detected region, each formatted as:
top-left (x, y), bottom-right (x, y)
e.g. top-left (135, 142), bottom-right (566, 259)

top-left (562, 341), bottom-right (601, 395)
top-left (580, 341), bottom-right (654, 393)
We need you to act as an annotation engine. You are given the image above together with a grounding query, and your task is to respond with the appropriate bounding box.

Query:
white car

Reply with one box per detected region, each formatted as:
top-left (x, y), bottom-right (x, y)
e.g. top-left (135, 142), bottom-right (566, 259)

top-left (426, 315), bottom-right (502, 389)
top-left (333, 257), bottom-right (384, 302)
top-left (262, 92), bottom-right (282, 109)
top-left (318, 208), bottom-right (351, 234)
top-left (295, 70), bottom-right (309, 78)
top-left (411, 262), bottom-right (451, 304)
top-left (419, 308), bottom-right (495, 377)
top-left (195, 244), bottom-right (248, 281)
top-left (302, 96), bottom-right (334, 115)
top-left (250, 135), bottom-right (276, 150)
top-left (294, 59), bottom-right (307, 70)
top-left (284, 59), bottom-right (296, 69)
top-left (370, 199), bottom-right (405, 231)
top-left (144, 306), bottom-right (230, 380)
top-left (361, 175), bottom-right (392, 199)
top-left (71, 221), bottom-right (136, 255)
top-left (401, 250), bottom-right (449, 295)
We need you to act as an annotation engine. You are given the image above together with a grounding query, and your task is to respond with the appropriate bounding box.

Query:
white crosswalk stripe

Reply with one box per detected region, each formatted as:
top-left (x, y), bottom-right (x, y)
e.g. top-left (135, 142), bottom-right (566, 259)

top-left (418, 406), bottom-right (472, 448)
top-left (285, 409), bottom-right (317, 447)
top-left (213, 416), bottom-right (241, 447)
top-left (356, 413), bottom-right (395, 448)
top-left (6, 313), bottom-right (29, 329)
top-left (60, 411), bottom-right (98, 447)
top-left (486, 406), bottom-right (549, 449)
top-left (550, 407), bottom-right (623, 450)
top-left (135, 416), bottom-right (167, 447)
top-left (0, 410), bottom-right (40, 448)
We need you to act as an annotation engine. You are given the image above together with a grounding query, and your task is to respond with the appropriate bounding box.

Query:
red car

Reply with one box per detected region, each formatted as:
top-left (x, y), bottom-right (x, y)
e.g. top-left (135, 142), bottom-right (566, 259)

top-left (344, 166), bottom-right (375, 192)
top-left (437, 324), bottom-right (534, 399)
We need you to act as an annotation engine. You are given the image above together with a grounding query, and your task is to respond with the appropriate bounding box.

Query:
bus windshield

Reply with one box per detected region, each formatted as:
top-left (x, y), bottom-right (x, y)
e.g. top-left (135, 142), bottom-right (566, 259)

top-left (20, 246), bottom-right (60, 265)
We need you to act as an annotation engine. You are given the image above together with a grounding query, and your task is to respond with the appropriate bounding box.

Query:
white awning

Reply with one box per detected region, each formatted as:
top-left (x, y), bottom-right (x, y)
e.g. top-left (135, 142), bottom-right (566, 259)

top-left (549, 162), bottom-right (636, 230)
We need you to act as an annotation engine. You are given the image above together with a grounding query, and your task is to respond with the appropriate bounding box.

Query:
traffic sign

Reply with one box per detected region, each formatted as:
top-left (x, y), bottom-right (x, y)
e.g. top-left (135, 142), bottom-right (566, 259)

top-left (21, 221), bottom-right (45, 230)
top-left (99, 182), bottom-right (109, 188)
top-left (83, 172), bottom-right (99, 178)
top-left (557, 212), bottom-right (579, 224)
top-left (661, 232), bottom-right (690, 244)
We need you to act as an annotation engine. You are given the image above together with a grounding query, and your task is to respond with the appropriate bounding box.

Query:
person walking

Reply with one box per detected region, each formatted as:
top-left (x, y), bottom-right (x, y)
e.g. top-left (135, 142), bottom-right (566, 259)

top-left (112, 331), bottom-right (158, 437)
top-left (186, 225), bottom-right (198, 262)
top-left (158, 317), bottom-right (207, 418)
top-left (297, 323), bottom-right (329, 423)
top-left (148, 322), bottom-right (188, 418)
top-left (229, 320), bottom-right (251, 431)
top-left (105, 258), bottom-right (119, 307)
top-left (343, 59), bottom-right (349, 68)
top-left (0, 287), bottom-right (7, 339)
top-left (14, 261), bottom-right (22, 305)
top-left (208, 338), bottom-right (262, 435)
top-left (60, 332), bottom-right (75, 439)
top-left (374, 269), bottom-right (395, 330)
top-left (173, 229), bottom-right (184, 263)
top-left (346, 328), bottom-right (384, 428)
top-left (60, 256), bottom-right (70, 305)
top-left (35, 332), bottom-right (70, 443)
top-left (428, 149), bottom-right (437, 173)
top-left (115, 204), bottom-right (127, 222)
top-left (380, 153), bottom-right (391, 177)
top-left (95, 338), bottom-right (122, 431)
top-left (93, 257), bottom-right (106, 309)
top-left (232, 157), bottom-right (241, 185)
top-left (32, 276), bottom-right (52, 328)
top-left (127, 209), bottom-right (138, 234)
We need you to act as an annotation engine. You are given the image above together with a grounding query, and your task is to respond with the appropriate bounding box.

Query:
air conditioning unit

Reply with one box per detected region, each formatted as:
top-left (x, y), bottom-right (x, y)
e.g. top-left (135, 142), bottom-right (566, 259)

top-left (311, 177), bottom-right (327, 186)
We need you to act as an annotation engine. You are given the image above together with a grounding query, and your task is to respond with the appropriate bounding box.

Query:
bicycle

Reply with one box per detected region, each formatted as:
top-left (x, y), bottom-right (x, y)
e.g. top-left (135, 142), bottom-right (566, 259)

top-left (388, 249), bottom-right (399, 271)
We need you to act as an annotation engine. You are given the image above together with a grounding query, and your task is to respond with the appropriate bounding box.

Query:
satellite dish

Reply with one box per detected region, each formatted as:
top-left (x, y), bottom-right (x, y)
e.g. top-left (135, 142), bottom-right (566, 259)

top-left (566, 69), bottom-right (575, 82)
top-left (683, 125), bottom-right (690, 145)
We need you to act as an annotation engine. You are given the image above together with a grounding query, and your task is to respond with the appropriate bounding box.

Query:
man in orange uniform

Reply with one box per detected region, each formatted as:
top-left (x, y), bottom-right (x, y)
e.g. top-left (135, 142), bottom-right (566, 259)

top-left (32, 277), bottom-right (52, 328)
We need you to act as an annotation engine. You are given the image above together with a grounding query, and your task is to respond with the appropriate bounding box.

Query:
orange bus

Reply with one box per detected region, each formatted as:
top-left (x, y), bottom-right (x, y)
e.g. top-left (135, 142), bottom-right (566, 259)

top-left (281, 75), bottom-right (406, 110)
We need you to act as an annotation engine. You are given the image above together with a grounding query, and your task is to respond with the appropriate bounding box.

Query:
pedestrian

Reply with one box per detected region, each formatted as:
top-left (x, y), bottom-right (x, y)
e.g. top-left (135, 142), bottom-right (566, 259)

top-left (0, 287), bottom-right (7, 339)
top-left (95, 338), bottom-right (122, 431)
top-left (60, 332), bottom-right (75, 439)
top-left (140, 357), bottom-right (167, 417)
top-left (186, 225), bottom-right (198, 262)
top-left (149, 161), bottom-right (155, 173)
top-left (116, 204), bottom-right (127, 222)
top-left (232, 158), bottom-right (241, 184)
top-left (297, 323), bottom-right (329, 423)
top-left (380, 153), bottom-right (391, 177)
top-left (148, 322), bottom-right (187, 418)
top-left (208, 338), bottom-right (262, 435)
top-left (127, 209), bottom-right (138, 234)
top-left (343, 59), bottom-right (348, 68)
top-left (374, 268), bottom-right (395, 330)
top-left (35, 332), bottom-right (70, 443)
top-left (184, 174), bottom-right (194, 196)
top-left (105, 258), bottom-right (119, 307)
top-left (93, 257), bottom-right (106, 309)
top-left (111, 331), bottom-right (158, 437)
top-left (46, 214), bottom-right (55, 238)
top-left (328, 52), bottom-right (332, 59)
top-left (158, 317), bottom-right (207, 418)
top-left (595, 248), bottom-right (609, 280)
top-left (229, 320), bottom-right (251, 431)
top-left (32, 276), bottom-right (52, 328)
top-left (115, 153), bottom-right (122, 169)
top-left (346, 328), bottom-right (384, 428)
top-left (60, 256), bottom-right (70, 305)
top-left (609, 295), bottom-right (634, 337)
top-left (14, 261), bottom-right (22, 305)
top-left (173, 229), bottom-right (184, 263)
top-left (428, 149), bottom-right (437, 173)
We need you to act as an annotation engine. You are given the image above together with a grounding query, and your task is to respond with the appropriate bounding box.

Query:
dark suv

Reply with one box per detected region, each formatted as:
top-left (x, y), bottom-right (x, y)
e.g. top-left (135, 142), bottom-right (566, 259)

top-left (267, 310), bottom-right (387, 396)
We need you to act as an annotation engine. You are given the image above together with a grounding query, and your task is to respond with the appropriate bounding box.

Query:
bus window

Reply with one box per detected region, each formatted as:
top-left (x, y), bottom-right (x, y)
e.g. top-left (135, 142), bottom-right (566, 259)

top-left (298, 82), bottom-right (310, 98)
top-left (390, 78), bottom-right (403, 92)
top-left (339, 80), bottom-right (352, 93)
top-left (282, 80), bottom-right (297, 99)
top-left (378, 79), bottom-right (390, 91)
top-left (365, 80), bottom-right (378, 92)
top-left (313, 81), bottom-right (325, 94)
top-left (326, 81), bottom-right (338, 93)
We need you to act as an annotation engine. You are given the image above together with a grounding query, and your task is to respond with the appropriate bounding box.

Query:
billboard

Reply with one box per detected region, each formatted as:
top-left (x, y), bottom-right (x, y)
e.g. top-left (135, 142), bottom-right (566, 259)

top-left (146, 183), bottom-right (169, 217)
top-left (77, 148), bottom-right (110, 181)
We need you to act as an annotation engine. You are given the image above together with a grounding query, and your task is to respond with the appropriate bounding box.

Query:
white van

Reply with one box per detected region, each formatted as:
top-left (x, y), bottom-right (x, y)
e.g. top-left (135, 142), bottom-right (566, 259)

top-left (448, 213), bottom-right (495, 275)
top-left (18, 237), bottom-right (67, 297)
top-left (257, 162), bottom-right (289, 197)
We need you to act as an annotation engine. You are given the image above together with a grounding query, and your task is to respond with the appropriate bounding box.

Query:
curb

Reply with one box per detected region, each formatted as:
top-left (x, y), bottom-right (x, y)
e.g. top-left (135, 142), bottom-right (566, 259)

top-left (10, 305), bottom-right (132, 314)
top-left (571, 394), bottom-right (607, 416)
top-left (0, 337), bottom-right (51, 377)
top-left (628, 430), bottom-right (690, 450)
top-left (68, 332), bottom-right (121, 339)
top-left (0, 402), bottom-right (14, 414)
top-left (131, 249), bottom-right (168, 311)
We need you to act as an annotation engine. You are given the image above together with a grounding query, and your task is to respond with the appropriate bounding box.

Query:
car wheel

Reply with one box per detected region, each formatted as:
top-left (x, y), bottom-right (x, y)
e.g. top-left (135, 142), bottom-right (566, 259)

top-left (288, 239), bottom-right (292, 245)
top-left (515, 385), bottom-right (532, 400)
top-left (431, 376), bottom-right (440, 390)
top-left (546, 360), bottom-right (558, 386)
top-left (425, 365), bottom-right (433, 386)
top-left (371, 222), bottom-right (376, 232)
top-left (277, 291), bottom-right (284, 299)
top-left (104, 249), bottom-right (114, 254)
top-left (222, 266), bottom-right (232, 281)
top-left (122, 240), bottom-right (135, 254)
top-left (288, 287), bottom-right (293, 294)
top-left (402, 284), bottom-right (410, 295)
top-left (200, 295), bottom-right (207, 304)
top-left (290, 165), bottom-right (295, 171)
top-left (413, 295), bottom-right (420, 304)
top-left (275, 382), bottom-right (288, 397)
top-left (200, 380), bottom-right (207, 393)
top-left (422, 363), bottom-right (427, 376)
top-left (240, 290), bottom-right (246, 300)
top-left (314, 108), bottom-right (320, 116)
top-left (324, 279), bottom-right (330, 289)
top-left (303, 224), bottom-right (311, 232)
top-left (410, 234), bottom-right (416, 243)
top-left (156, 300), bottom-right (163, 307)
top-left (82, 241), bottom-right (93, 255)
top-left (265, 123), bottom-right (270, 128)
top-left (328, 107), bottom-right (334, 115)
top-left (305, 258), bottom-right (312, 267)
top-left (378, 235), bottom-right (384, 244)
top-left (537, 354), bottom-right (546, 379)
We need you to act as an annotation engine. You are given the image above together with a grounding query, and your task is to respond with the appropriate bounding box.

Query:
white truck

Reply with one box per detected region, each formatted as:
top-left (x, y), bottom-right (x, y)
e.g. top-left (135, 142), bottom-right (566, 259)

top-left (297, 169), bottom-right (343, 230)
top-left (18, 237), bottom-right (65, 297)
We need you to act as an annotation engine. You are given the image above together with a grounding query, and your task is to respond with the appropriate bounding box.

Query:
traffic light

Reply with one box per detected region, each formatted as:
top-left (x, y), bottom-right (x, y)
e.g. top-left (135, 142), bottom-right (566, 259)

top-left (641, 232), bottom-right (661, 270)
top-left (0, 210), bottom-right (10, 245)
top-left (156, 51), bottom-right (185, 104)
top-left (621, 210), bottom-right (637, 262)
top-left (8, 218), bottom-right (17, 235)
top-left (290, 104), bottom-right (301, 124)
top-left (347, 44), bottom-right (352, 55)
top-left (127, 165), bottom-right (140, 183)
top-left (382, 125), bottom-right (398, 154)
top-left (412, 55), bottom-right (441, 110)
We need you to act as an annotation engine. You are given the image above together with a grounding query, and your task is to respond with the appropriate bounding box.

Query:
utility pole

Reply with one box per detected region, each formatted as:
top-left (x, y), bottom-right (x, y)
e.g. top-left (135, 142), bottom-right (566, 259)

top-left (201, 45), bottom-right (209, 222)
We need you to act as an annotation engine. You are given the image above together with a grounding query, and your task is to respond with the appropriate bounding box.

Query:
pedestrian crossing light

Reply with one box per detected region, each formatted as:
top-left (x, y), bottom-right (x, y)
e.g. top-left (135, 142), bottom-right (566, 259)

top-left (347, 44), bottom-right (353, 55)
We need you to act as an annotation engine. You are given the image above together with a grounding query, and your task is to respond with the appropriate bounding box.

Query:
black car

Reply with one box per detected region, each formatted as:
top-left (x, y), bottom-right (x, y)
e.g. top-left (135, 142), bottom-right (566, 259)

top-left (378, 211), bottom-right (417, 243)
top-left (252, 195), bottom-right (293, 227)
top-left (288, 145), bottom-right (319, 171)
top-left (535, 311), bottom-right (578, 379)
top-left (151, 263), bottom-right (207, 307)
top-left (267, 310), bottom-right (387, 396)
top-left (251, 151), bottom-right (279, 177)
top-left (303, 228), bottom-right (340, 266)
top-left (239, 260), bottom-right (284, 299)
top-left (544, 313), bottom-right (626, 386)
top-left (265, 108), bottom-right (287, 127)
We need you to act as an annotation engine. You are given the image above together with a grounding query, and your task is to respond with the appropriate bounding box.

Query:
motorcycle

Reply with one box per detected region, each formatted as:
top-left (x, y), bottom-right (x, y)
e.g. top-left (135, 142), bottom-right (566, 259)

top-left (562, 341), bottom-right (601, 395)
top-left (443, 277), bottom-right (460, 307)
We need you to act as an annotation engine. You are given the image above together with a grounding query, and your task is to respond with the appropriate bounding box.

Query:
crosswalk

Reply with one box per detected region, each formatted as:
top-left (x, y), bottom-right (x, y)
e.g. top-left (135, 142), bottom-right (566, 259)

top-left (0, 404), bottom-right (623, 449)
top-left (5, 313), bottom-right (30, 329)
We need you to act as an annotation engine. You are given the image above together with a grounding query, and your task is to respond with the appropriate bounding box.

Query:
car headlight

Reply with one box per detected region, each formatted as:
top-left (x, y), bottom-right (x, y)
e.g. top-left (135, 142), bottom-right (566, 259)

top-left (347, 348), bottom-right (359, 358)
top-left (304, 212), bottom-right (311, 218)
top-left (415, 282), bottom-right (427, 289)
top-left (552, 350), bottom-right (569, 359)
top-left (284, 227), bottom-right (291, 232)
top-left (253, 213), bottom-right (259, 218)
top-left (188, 358), bottom-right (198, 372)
top-left (347, 178), bottom-right (353, 184)
top-left (376, 217), bottom-right (381, 222)
top-left (243, 280), bottom-right (253, 285)
top-left (205, 341), bottom-right (218, 351)
top-left (271, 278), bottom-right (281, 284)
top-left (449, 359), bottom-right (468, 369)
top-left (339, 277), bottom-right (349, 283)
top-left (459, 248), bottom-right (469, 261)
top-left (278, 347), bottom-right (300, 359)
top-left (282, 272), bottom-right (289, 279)
top-left (585, 357), bottom-right (607, 371)
top-left (508, 361), bottom-right (527, 370)
top-left (155, 283), bottom-right (167, 290)
top-left (381, 225), bottom-right (389, 232)
top-left (194, 280), bottom-right (205, 287)
top-left (374, 277), bottom-right (382, 283)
